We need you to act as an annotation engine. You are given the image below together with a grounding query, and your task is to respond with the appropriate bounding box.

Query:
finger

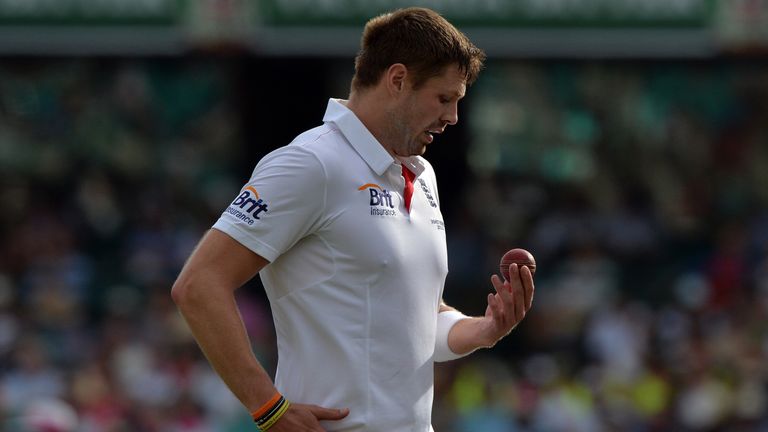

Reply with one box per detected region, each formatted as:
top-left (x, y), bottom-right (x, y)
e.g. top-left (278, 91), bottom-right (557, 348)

top-left (487, 292), bottom-right (504, 324)
top-left (491, 271), bottom-right (513, 303)
top-left (490, 274), bottom-right (507, 295)
top-left (493, 270), bottom-right (519, 326)
top-left (503, 263), bottom-right (521, 307)
top-left (520, 266), bottom-right (535, 310)
top-left (307, 405), bottom-right (350, 421)
top-left (497, 263), bottom-right (523, 323)
top-left (511, 272), bottom-right (525, 321)
top-left (488, 278), bottom-right (507, 315)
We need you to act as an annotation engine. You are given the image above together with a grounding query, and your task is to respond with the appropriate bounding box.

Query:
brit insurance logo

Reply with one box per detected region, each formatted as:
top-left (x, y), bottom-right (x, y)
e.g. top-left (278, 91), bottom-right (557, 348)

top-left (358, 183), bottom-right (398, 217)
top-left (225, 185), bottom-right (268, 226)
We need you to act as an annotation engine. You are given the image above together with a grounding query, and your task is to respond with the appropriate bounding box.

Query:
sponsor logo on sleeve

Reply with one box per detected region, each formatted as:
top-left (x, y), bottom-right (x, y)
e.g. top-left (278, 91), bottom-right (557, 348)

top-left (225, 185), bottom-right (268, 225)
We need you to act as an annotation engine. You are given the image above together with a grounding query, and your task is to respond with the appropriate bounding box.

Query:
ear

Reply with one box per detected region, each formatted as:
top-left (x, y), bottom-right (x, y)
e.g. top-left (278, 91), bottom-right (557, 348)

top-left (384, 63), bottom-right (408, 96)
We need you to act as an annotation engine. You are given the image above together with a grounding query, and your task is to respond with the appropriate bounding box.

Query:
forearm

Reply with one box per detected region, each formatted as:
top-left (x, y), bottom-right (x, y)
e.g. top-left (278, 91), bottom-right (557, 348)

top-left (174, 283), bottom-right (276, 411)
top-left (438, 303), bottom-right (495, 355)
top-left (172, 230), bottom-right (349, 429)
top-left (446, 315), bottom-right (497, 354)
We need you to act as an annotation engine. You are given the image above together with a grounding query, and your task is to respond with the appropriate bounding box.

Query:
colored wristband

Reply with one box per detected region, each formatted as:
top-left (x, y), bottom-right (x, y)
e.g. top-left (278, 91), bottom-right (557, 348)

top-left (251, 392), bottom-right (291, 431)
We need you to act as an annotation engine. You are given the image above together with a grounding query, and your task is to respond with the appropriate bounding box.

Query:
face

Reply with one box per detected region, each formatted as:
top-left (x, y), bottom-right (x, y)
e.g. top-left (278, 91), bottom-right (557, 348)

top-left (385, 64), bottom-right (466, 157)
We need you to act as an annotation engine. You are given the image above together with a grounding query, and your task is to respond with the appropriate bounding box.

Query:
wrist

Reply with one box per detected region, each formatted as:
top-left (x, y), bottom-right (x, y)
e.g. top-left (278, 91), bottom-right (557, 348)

top-left (471, 316), bottom-right (499, 348)
top-left (251, 391), bottom-right (291, 431)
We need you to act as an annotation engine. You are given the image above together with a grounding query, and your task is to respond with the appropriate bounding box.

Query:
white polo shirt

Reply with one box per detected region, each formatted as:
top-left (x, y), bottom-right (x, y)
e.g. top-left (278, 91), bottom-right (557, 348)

top-left (213, 99), bottom-right (449, 431)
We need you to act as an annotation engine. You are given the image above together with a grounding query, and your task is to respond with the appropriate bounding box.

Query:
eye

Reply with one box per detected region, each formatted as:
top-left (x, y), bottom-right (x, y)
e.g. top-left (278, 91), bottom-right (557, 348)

top-left (439, 96), bottom-right (451, 104)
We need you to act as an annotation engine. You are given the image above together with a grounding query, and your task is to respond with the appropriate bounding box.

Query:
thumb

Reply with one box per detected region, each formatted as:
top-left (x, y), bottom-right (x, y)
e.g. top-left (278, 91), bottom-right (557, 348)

top-left (308, 405), bottom-right (350, 420)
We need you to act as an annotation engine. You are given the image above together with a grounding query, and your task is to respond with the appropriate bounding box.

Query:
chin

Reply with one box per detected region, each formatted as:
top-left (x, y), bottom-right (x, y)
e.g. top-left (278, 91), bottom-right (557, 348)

top-left (413, 142), bottom-right (428, 156)
top-left (413, 147), bottom-right (427, 156)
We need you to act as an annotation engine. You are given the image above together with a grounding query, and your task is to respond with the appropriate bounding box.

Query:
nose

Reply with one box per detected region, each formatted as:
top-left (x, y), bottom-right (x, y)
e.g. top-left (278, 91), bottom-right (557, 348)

top-left (443, 101), bottom-right (458, 126)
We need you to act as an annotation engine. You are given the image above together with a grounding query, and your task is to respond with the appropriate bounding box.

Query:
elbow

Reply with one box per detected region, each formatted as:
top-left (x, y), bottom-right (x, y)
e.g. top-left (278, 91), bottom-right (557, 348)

top-left (171, 275), bottom-right (194, 308)
top-left (171, 272), bottom-right (231, 311)
top-left (172, 275), bottom-right (210, 315)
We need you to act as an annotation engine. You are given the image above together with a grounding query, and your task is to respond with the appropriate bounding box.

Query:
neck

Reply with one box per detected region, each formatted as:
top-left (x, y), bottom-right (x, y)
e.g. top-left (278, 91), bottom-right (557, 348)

top-left (346, 89), bottom-right (398, 158)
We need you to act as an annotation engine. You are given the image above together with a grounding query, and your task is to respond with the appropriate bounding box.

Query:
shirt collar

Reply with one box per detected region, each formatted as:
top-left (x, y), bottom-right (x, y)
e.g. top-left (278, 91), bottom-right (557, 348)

top-left (322, 98), bottom-right (425, 177)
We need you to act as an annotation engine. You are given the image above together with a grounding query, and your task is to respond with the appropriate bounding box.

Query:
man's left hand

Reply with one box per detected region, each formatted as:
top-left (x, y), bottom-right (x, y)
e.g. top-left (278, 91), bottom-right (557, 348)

top-left (482, 263), bottom-right (535, 345)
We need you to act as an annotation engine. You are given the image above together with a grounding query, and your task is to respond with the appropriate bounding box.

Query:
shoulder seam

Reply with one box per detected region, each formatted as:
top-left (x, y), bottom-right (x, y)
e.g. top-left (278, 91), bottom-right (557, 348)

top-left (291, 145), bottom-right (329, 224)
top-left (292, 125), bottom-right (339, 147)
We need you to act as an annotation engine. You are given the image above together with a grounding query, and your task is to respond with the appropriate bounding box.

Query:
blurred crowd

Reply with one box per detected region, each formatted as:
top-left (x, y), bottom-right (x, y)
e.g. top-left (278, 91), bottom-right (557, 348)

top-left (436, 61), bottom-right (768, 432)
top-left (1, 58), bottom-right (768, 431)
top-left (0, 60), bottom-right (256, 431)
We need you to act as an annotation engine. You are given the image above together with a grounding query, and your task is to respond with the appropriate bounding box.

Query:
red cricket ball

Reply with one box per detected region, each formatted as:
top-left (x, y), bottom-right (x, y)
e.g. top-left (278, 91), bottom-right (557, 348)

top-left (499, 248), bottom-right (536, 282)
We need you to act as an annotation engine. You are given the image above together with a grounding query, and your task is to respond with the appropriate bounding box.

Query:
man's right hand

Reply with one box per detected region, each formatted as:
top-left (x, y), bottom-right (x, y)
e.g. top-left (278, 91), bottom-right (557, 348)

top-left (270, 404), bottom-right (350, 431)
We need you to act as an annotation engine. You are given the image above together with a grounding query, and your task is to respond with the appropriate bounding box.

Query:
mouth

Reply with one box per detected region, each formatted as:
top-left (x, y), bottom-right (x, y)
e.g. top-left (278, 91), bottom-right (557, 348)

top-left (423, 127), bottom-right (444, 143)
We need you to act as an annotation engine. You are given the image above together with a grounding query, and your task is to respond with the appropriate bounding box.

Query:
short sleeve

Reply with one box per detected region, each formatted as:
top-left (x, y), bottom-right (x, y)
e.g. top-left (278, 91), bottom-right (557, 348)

top-left (212, 145), bottom-right (327, 262)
